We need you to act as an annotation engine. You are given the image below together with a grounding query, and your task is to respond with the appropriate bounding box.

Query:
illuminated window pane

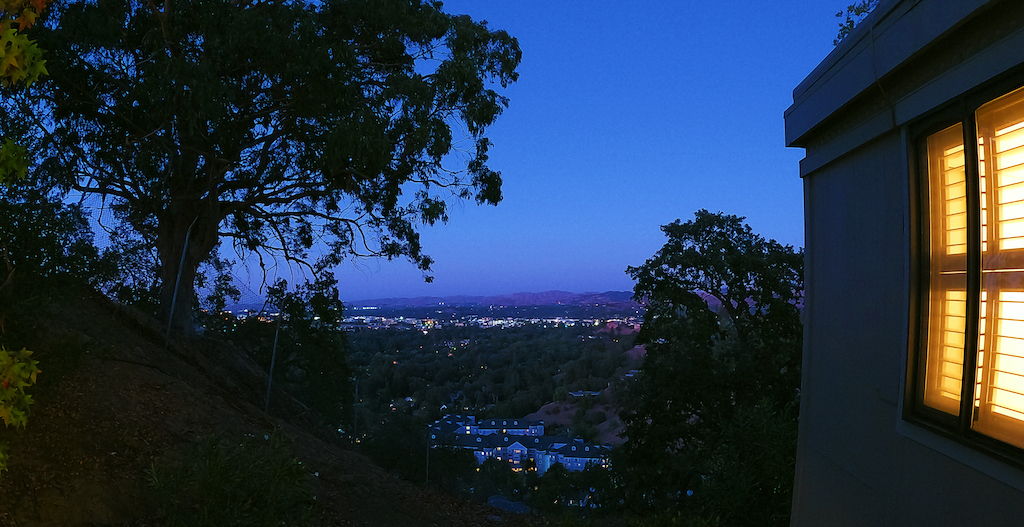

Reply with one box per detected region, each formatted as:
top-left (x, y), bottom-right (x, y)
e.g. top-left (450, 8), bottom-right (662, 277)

top-left (972, 87), bottom-right (1024, 447)
top-left (924, 123), bottom-right (968, 415)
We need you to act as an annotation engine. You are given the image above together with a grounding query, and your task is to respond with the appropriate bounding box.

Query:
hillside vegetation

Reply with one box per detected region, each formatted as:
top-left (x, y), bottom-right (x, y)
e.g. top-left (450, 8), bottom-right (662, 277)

top-left (0, 290), bottom-right (528, 526)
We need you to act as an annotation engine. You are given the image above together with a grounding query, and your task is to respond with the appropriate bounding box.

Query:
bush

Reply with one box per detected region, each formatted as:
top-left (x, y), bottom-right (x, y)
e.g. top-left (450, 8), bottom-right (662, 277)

top-left (0, 189), bottom-right (117, 292)
top-left (147, 432), bottom-right (316, 527)
top-left (214, 277), bottom-right (352, 425)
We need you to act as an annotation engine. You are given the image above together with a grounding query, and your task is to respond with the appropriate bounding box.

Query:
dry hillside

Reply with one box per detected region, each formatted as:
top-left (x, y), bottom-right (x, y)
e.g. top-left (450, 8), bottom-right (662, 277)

top-left (0, 290), bottom-right (529, 526)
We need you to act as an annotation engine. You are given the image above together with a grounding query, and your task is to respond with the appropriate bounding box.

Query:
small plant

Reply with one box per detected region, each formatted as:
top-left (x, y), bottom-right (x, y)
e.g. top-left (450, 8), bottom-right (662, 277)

top-left (0, 346), bottom-right (40, 475)
top-left (147, 431), bottom-right (316, 527)
top-left (834, 0), bottom-right (880, 45)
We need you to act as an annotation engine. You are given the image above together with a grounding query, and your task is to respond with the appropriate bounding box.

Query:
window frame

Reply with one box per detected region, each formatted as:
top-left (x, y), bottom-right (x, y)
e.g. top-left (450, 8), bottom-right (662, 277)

top-left (908, 73), bottom-right (1024, 468)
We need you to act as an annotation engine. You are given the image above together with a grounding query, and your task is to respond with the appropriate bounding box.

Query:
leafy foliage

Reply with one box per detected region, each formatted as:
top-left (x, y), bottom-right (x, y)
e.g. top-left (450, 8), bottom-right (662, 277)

top-left (834, 0), bottom-right (880, 45)
top-left (6, 0), bottom-right (521, 334)
top-left (214, 275), bottom-right (352, 424)
top-left (616, 210), bottom-right (803, 526)
top-left (0, 188), bottom-right (116, 295)
top-left (0, 0), bottom-right (46, 195)
top-left (0, 0), bottom-right (48, 183)
top-left (265, 276), bottom-right (351, 421)
top-left (147, 432), bottom-right (315, 527)
top-left (0, 137), bottom-right (27, 183)
top-left (359, 412), bottom-right (431, 482)
top-left (528, 463), bottom-right (615, 513)
top-left (348, 323), bottom-right (632, 428)
top-left (0, 20), bottom-right (46, 88)
top-left (0, 346), bottom-right (39, 475)
top-left (0, 347), bottom-right (38, 428)
top-left (0, 0), bottom-right (49, 30)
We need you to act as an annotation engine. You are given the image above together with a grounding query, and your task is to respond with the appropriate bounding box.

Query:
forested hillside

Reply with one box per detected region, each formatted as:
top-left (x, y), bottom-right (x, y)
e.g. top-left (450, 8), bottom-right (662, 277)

top-left (348, 325), bottom-right (637, 424)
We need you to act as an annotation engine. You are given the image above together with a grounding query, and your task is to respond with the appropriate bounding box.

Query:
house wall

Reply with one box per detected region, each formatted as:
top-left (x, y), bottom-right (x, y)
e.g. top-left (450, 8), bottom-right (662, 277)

top-left (790, 0), bottom-right (1024, 525)
top-left (795, 131), bottom-right (1024, 525)
top-left (536, 452), bottom-right (554, 474)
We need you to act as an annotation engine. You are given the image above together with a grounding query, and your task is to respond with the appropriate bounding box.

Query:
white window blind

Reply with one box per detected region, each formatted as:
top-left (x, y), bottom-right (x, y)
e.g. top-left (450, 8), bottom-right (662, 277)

top-left (973, 87), bottom-right (1024, 448)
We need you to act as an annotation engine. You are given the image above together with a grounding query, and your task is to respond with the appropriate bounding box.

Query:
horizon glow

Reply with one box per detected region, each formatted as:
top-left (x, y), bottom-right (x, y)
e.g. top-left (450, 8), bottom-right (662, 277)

top-left (232, 1), bottom-right (839, 303)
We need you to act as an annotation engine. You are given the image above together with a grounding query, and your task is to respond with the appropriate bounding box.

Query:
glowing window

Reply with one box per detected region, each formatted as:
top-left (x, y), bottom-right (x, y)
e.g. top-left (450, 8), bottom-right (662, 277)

top-left (918, 85), bottom-right (1024, 452)
top-left (922, 123), bottom-right (970, 415)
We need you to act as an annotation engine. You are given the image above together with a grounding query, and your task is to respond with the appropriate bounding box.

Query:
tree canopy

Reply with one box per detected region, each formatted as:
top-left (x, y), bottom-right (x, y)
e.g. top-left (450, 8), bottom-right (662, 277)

top-left (1, 0), bottom-right (521, 333)
top-left (616, 210), bottom-right (803, 526)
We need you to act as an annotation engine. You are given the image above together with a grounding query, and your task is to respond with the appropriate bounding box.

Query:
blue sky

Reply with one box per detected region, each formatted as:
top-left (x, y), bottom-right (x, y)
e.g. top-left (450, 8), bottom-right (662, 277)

top-left (328, 1), bottom-right (840, 301)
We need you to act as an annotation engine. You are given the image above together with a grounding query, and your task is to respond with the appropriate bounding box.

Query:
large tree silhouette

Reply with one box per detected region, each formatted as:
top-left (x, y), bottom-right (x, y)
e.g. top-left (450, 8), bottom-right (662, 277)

top-left (1, 0), bottom-right (520, 333)
top-left (617, 210), bottom-right (803, 525)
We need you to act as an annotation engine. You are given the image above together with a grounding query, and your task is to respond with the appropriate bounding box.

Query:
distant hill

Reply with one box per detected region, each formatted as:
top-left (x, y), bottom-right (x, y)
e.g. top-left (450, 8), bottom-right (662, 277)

top-left (347, 290), bottom-right (638, 308)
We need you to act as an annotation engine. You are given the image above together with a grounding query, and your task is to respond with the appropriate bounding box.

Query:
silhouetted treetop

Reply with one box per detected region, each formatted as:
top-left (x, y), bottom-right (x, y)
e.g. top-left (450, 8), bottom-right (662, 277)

top-left (627, 209), bottom-right (802, 346)
top-left (1, 0), bottom-right (522, 333)
top-left (618, 210), bottom-right (803, 524)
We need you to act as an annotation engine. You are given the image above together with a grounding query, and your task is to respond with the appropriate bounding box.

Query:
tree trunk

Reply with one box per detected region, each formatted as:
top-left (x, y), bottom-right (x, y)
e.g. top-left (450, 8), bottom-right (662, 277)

top-left (156, 200), bottom-right (223, 337)
top-left (159, 247), bottom-right (199, 336)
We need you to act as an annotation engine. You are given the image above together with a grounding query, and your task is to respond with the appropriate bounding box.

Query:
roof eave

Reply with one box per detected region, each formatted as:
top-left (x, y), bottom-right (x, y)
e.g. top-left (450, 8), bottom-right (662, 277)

top-left (785, 0), bottom-right (999, 148)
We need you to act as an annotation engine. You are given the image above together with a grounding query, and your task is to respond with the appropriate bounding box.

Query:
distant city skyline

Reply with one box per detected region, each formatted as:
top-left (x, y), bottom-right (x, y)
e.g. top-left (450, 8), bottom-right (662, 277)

top-left (230, 2), bottom-right (838, 302)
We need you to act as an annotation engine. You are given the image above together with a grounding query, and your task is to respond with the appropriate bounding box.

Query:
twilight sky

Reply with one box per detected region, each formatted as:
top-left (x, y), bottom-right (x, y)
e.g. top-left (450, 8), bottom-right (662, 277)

top-left (327, 2), bottom-right (839, 301)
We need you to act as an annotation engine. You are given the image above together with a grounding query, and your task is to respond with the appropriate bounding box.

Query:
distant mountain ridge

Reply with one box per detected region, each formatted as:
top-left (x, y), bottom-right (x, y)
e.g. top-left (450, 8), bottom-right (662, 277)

top-left (347, 290), bottom-right (638, 308)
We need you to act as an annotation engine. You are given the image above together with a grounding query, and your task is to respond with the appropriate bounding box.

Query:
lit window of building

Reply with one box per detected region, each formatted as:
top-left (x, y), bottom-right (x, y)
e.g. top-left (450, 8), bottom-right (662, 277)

top-left (918, 85), bottom-right (1024, 449)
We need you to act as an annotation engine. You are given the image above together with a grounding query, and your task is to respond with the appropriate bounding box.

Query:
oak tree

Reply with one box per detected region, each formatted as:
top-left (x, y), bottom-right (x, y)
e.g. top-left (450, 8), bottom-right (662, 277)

top-left (617, 210), bottom-right (803, 525)
top-left (1, 0), bottom-right (521, 333)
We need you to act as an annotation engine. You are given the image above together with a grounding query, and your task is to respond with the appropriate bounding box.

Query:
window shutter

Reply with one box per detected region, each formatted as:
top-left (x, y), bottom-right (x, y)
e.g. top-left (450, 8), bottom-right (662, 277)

top-left (924, 123), bottom-right (968, 415)
top-left (973, 87), bottom-right (1024, 448)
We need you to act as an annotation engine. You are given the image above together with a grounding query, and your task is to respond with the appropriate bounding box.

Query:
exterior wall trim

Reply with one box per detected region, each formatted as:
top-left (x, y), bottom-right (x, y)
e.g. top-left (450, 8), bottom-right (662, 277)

top-left (786, 0), bottom-right (996, 149)
top-left (896, 419), bottom-right (1024, 491)
top-left (798, 18), bottom-right (1024, 177)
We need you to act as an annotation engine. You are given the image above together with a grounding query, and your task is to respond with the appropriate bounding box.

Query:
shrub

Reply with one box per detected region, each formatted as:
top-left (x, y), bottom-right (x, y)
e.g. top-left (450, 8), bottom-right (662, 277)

top-left (147, 432), bottom-right (316, 527)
